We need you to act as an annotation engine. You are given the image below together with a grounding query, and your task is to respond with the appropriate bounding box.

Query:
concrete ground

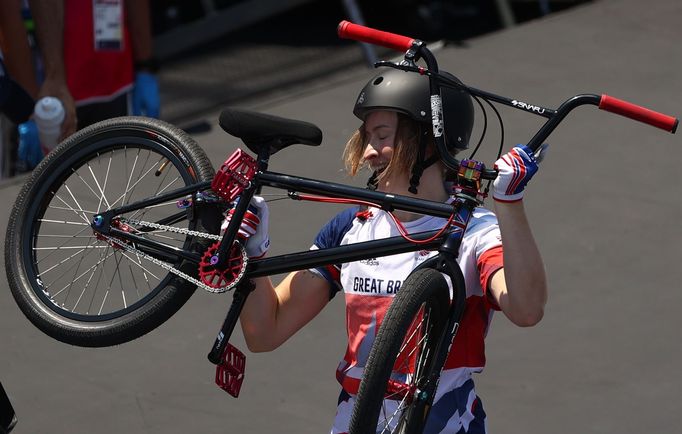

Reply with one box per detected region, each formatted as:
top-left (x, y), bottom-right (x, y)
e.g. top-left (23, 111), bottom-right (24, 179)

top-left (1, 0), bottom-right (680, 432)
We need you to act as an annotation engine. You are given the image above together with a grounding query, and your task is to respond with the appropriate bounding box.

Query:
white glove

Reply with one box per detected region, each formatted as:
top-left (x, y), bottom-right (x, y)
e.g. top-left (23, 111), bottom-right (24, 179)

top-left (221, 196), bottom-right (270, 258)
top-left (492, 144), bottom-right (548, 202)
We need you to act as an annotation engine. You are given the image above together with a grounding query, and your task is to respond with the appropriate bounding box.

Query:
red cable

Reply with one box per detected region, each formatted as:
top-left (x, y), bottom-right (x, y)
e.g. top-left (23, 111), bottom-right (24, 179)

top-left (294, 193), bottom-right (463, 245)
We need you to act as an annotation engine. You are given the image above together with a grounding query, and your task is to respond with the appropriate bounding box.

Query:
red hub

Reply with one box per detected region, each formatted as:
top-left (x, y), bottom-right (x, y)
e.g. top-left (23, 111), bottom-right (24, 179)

top-left (385, 378), bottom-right (417, 403)
top-left (94, 219), bottom-right (134, 250)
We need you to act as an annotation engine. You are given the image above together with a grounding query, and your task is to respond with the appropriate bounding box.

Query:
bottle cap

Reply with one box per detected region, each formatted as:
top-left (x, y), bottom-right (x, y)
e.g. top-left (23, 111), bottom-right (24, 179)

top-left (34, 97), bottom-right (65, 125)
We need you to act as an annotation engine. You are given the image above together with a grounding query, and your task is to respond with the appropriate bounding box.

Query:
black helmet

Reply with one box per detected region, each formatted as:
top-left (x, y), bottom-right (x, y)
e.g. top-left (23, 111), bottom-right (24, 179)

top-left (353, 68), bottom-right (474, 151)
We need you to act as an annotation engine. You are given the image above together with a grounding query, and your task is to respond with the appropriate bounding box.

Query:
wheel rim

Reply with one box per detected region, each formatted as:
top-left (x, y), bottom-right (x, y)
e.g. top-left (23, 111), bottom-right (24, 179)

top-left (22, 135), bottom-right (200, 322)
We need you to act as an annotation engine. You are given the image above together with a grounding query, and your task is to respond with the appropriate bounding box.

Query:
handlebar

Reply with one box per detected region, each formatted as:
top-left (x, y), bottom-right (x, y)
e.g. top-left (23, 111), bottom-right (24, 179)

top-left (338, 20), bottom-right (678, 178)
top-left (598, 95), bottom-right (678, 133)
top-left (338, 20), bottom-right (416, 53)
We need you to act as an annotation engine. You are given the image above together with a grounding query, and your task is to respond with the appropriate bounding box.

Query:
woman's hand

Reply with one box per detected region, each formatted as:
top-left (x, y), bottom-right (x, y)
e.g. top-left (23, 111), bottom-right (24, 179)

top-left (221, 196), bottom-right (270, 258)
top-left (492, 144), bottom-right (548, 202)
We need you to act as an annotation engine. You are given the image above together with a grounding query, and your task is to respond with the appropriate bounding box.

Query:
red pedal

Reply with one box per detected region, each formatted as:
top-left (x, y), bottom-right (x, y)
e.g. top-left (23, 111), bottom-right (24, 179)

top-left (215, 343), bottom-right (246, 397)
top-left (211, 149), bottom-right (258, 202)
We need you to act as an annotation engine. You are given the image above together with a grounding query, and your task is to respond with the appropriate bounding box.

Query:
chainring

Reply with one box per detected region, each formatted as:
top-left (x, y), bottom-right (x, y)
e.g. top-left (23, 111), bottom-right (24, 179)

top-left (198, 240), bottom-right (248, 292)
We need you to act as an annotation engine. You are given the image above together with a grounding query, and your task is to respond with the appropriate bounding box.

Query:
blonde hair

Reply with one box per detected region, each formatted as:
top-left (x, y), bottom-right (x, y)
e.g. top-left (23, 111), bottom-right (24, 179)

top-left (343, 113), bottom-right (431, 182)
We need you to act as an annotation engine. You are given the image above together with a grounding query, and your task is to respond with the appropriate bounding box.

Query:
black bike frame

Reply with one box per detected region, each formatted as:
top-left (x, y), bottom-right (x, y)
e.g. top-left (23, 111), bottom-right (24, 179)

top-left (92, 157), bottom-right (480, 366)
top-left (96, 175), bottom-right (476, 282)
top-left (93, 170), bottom-right (472, 274)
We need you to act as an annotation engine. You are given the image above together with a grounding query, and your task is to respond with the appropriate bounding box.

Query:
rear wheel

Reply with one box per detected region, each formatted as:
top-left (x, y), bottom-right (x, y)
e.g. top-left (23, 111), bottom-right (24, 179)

top-left (348, 268), bottom-right (452, 434)
top-left (5, 116), bottom-right (219, 347)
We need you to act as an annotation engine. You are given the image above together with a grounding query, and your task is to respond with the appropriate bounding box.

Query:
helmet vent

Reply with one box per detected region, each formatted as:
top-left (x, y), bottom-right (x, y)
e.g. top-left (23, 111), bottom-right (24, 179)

top-left (372, 77), bottom-right (384, 85)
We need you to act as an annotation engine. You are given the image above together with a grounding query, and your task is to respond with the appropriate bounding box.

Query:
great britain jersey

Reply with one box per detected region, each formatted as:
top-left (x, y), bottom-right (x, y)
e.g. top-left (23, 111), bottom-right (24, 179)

top-left (311, 204), bottom-right (504, 434)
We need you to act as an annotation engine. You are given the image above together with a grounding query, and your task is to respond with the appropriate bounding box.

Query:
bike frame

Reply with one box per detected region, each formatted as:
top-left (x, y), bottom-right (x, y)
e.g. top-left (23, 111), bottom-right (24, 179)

top-left (93, 152), bottom-right (481, 362)
top-left (94, 171), bottom-right (472, 273)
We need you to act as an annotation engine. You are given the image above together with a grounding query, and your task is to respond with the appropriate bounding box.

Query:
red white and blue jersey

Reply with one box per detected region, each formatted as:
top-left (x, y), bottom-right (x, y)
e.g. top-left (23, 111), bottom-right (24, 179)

top-left (311, 203), bottom-right (504, 434)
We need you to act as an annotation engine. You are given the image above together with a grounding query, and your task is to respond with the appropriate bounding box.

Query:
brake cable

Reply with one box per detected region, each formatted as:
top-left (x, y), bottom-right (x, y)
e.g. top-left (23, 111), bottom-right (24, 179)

top-left (288, 193), bottom-right (463, 245)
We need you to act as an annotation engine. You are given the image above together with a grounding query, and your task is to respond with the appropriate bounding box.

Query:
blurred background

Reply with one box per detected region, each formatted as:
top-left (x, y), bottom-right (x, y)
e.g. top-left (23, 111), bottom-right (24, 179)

top-left (151, 0), bottom-right (593, 123)
top-left (0, 0), bottom-right (592, 179)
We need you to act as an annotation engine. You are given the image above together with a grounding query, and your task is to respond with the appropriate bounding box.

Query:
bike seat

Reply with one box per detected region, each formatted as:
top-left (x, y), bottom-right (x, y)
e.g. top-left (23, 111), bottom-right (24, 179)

top-left (219, 108), bottom-right (323, 155)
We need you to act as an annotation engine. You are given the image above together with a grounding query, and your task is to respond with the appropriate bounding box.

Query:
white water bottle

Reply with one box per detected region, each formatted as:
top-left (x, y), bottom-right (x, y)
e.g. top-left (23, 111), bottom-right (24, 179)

top-left (33, 96), bottom-right (65, 154)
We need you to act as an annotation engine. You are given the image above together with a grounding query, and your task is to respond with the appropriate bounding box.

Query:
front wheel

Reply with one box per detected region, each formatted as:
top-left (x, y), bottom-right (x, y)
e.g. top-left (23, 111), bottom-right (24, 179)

top-left (349, 268), bottom-right (452, 434)
top-left (5, 116), bottom-right (219, 347)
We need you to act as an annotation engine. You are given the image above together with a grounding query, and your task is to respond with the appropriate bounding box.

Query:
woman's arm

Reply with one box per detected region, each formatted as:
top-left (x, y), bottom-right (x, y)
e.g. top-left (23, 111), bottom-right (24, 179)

top-left (239, 271), bottom-right (330, 352)
top-left (489, 200), bottom-right (548, 327)
top-left (488, 144), bottom-right (548, 327)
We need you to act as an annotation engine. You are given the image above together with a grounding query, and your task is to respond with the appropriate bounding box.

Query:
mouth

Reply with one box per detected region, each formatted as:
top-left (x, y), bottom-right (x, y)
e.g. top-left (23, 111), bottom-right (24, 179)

top-left (368, 162), bottom-right (388, 175)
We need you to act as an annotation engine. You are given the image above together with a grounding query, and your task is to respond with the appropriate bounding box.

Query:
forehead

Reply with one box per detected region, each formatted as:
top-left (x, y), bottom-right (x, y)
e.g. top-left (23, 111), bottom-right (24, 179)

top-left (364, 110), bottom-right (398, 129)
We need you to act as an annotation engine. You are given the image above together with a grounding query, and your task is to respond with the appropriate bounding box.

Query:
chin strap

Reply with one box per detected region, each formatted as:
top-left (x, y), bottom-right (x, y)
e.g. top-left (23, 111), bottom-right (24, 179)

top-left (408, 128), bottom-right (440, 194)
top-left (366, 170), bottom-right (379, 191)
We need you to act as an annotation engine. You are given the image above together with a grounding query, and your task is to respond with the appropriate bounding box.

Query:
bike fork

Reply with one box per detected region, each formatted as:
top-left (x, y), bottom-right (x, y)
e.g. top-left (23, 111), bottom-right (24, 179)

top-left (207, 278), bottom-right (255, 397)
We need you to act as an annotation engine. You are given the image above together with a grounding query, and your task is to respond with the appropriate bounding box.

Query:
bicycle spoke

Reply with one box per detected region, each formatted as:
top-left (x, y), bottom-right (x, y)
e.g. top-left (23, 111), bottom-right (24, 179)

top-left (71, 250), bottom-right (104, 312)
top-left (86, 156), bottom-right (112, 213)
top-left (130, 251), bottom-right (152, 294)
top-left (37, 246), bottom-right (98, 279)
top-left (34, 245), bottom-right (108, 251)
top-left (111, 251), bottom-right (129, 310)
top-left (63, 183), bottom-right (93, 224)
top-left (121, 145), bottom-right (140, 207)
top-left (35, 225), bottom-right (93, 265)
top-left (72, 167), bottom-right (109, 207)
top-left (110, 160), bottom-right (156, 209)
top-left (86, 260), bottom-right (107, 314)
top-left (96, 259), bottom-right (117, 316)
top-left (41, 245), bottom-right (95, 293)
top-left (118, 250), bottom-right (162, 281)
top-left (38, 218), bottom-right (89, 226)
top-left (37, 234), bottom-right (94, 238)
top-left (114, 149), bottom-right (155, 209)
top-left (48, 250), bottom-right (117, 298)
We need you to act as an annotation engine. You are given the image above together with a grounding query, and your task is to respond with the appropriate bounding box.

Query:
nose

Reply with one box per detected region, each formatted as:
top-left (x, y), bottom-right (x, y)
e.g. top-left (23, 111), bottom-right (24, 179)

top-left (363, 142), bottom-right (378, 161)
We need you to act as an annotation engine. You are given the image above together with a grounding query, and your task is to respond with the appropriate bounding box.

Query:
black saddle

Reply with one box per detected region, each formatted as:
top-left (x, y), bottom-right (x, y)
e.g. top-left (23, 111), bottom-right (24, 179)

top-left (219, 108), bottom-right (322, 155)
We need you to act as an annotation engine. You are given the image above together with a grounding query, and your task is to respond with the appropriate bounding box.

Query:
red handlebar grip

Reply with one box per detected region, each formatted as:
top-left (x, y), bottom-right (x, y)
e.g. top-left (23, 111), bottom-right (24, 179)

top-left (599, 95), bottom-right (678, 133)
top-left (337, 20), bottom-right (415, 52)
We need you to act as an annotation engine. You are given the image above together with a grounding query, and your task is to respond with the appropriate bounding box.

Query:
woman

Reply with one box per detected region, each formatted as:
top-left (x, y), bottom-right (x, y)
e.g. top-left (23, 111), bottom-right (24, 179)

top-left (235, 68), bottom-right (548, 433)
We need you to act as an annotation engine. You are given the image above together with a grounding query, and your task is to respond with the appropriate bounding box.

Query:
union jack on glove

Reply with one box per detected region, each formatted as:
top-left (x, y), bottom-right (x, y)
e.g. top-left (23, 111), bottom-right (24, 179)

top-left (221, 196), bottom-right (270, 258)
top-left (492, 144), bottom-right (547, 202)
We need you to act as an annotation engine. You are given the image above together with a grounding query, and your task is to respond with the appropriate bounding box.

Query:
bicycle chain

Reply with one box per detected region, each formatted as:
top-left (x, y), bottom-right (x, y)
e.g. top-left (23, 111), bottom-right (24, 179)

top-left (101, 218), bottom-right (247, 294)
top-left (120, 217), bottom-right (223, 240)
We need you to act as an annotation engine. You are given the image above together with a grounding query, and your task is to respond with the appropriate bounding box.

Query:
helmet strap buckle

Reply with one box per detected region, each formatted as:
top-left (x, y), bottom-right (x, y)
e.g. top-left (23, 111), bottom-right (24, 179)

top-left (366, 171), bottom-right (379, 191)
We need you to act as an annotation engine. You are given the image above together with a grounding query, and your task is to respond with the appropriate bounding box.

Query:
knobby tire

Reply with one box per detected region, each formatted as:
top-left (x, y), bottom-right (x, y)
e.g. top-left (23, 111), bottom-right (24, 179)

top-left (349, 268), bottom-right (451, 434)
top-left (5, 117), bottom-right (220, 347)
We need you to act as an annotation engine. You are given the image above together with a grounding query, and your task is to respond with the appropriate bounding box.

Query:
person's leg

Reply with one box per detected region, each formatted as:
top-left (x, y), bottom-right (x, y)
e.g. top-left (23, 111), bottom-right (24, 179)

top-left (0, 382), bottom-right (17, 433)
